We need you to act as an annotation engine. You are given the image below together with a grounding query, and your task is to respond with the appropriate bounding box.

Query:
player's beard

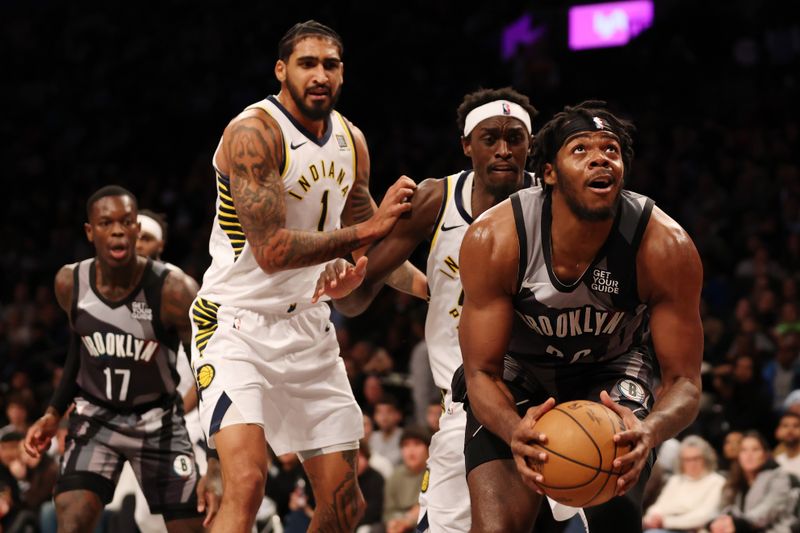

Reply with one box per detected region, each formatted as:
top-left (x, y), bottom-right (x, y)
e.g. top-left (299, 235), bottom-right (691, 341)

top-left (286, 77), bottom-right (341, 121)
top-left (556, 167), bottom-right (621, 222)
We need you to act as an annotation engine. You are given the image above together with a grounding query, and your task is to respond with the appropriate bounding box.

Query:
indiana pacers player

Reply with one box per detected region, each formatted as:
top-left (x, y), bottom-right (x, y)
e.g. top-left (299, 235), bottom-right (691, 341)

top-left (191, 20), bottom-right (421, 533)
top-left (313, 87), bottom-right (538, 532)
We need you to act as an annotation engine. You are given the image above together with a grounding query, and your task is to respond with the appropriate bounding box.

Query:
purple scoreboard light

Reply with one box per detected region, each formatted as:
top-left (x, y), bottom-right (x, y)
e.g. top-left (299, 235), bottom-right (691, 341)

top-left (569, 0), bottom-right (654, 51)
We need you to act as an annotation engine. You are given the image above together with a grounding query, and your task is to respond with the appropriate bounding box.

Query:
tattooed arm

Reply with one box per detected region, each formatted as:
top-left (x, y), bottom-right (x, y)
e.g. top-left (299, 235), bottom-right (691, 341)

top-left (219, 109), bottom-right (415, 274)
top-left (340, 123), bottom-right (427, 299)
top-left (160, 269), bottom-right (199, 347)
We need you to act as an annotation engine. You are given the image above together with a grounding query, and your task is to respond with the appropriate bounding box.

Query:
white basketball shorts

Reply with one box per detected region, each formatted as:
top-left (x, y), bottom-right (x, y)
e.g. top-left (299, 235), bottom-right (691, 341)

top-left (190, 298), bottom-right (363, 456)
top-left (417, 390), bottom-right (471, 533)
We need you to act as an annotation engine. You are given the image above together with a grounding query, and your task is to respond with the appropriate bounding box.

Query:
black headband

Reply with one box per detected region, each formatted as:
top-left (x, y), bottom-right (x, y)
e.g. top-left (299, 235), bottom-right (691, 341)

top-left (554, 114), bottom-right (619, 151)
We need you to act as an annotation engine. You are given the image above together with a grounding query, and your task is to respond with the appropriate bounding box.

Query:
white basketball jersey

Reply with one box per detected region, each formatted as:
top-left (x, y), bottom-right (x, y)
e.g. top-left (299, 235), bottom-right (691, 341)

top-left (424, 171), bottom-right (475, 391)
top-left (425, 170), bottom-right (534, 391)
top-left (197, 96), bottom-right (358, 314)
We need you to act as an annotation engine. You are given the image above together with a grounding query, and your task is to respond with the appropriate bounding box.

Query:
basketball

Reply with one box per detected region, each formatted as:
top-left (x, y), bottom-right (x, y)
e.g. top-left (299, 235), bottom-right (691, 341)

top-left (529, 400), bottom-right (630, 508)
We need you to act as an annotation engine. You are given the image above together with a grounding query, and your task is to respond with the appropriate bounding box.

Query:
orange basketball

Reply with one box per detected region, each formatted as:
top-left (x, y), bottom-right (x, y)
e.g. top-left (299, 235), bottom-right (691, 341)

top-left (528, 400), bottom-right (630, 508)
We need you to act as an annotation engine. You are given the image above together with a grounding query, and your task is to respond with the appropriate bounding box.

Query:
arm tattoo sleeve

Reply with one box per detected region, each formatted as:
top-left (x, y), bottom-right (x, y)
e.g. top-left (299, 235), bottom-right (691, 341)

top-left (227, 116), bottom-right (373, 272)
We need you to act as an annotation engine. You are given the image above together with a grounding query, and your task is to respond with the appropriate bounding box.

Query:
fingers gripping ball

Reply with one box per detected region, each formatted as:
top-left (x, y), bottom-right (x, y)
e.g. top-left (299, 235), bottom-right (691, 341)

top-left (529, 400), bottom-right (630, 507)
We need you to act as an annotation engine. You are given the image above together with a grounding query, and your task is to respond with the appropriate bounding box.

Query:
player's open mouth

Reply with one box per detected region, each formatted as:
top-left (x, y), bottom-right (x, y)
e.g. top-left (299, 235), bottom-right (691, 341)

top-left (109, 244), bottom-right (129, 260)
top-left (307, 87), bottom-right (330, 99)
top-left (587, 174), bottom-right (615, 193)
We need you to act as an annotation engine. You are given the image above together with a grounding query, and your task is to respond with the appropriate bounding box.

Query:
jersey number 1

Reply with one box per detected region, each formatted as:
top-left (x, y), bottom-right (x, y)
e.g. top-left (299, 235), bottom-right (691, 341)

top-left (317, 190), bottom-right (329, 231)
top-left (103, 368), bottom-right (131, 402)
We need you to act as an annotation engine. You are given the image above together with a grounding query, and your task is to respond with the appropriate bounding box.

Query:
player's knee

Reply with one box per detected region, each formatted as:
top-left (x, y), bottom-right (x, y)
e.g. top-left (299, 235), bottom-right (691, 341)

top-left (224, 465), bottom-right (266, 505)
top-left (56, 504), bottom-right (99, 533)
top-left (315, 485), bottom-right (365, 529)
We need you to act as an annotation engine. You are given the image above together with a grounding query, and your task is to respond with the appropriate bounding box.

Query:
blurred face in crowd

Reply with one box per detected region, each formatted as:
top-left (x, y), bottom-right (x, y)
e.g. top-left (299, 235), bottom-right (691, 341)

top-left (0, 440), bottom-right (20, 467)
top-left (738, 436), bottom-right (768, 477)
top-left (400, 438), bottom-right (428, 473)
top-left (776, 414), bottom-right (800, 448)
top-left (276, 36), bottom-right (343, 121)
top-left (5, 403), bottom-right (27, 428)
top-left (373, 403), bottom-right (401, 433)
top-left (679, 445), bottom-right (707, 480)
top-left (733, 355), bottom-right (754, 383)
top-left (544, 131), bottom-right (624, 222)
top-left (362, 375), bottom-right (383, 406)
top-left (723, 431), bottom-right (743, 461)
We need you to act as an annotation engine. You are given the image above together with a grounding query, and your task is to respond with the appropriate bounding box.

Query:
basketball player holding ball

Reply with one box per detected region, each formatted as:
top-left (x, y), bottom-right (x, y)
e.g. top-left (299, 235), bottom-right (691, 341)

top-left (454, 101), bottom-right (703, 532)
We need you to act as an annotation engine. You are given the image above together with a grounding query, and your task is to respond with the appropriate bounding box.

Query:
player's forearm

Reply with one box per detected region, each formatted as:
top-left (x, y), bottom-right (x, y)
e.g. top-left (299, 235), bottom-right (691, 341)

top-left (331, 282), bottom-right (384, 317)
top-left (385, 261), bottom-right (427, 299)
top-left (467, 370), bottom-right (522, 445)
top-left (252, 224), bottom-right (380, 274)
top-left (643, 376), bottom-right (701, 447)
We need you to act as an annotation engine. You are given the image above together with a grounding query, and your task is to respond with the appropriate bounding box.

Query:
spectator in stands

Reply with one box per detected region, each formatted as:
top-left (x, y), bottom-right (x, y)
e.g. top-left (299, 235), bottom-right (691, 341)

top-left (643, 435), bottom-right (726, 532)
top-left (370, 396), bottom-right (404, 466)
top-left (362, 415), bottom-right (393, 480)
top-left (709, 431), bottom-right (799, 533)
top-left (774, 411), bottom-right (800, 478)
top-left (0, 394), bottom-right (30, 438)
top-left (356, 441), bottom-right (385, 531)
top-left (383, 426), bottom-right (430, 533)
top-left (720, 430), bottom-right (744, 474)
top-left (764, 332), bottom-right (800, 413)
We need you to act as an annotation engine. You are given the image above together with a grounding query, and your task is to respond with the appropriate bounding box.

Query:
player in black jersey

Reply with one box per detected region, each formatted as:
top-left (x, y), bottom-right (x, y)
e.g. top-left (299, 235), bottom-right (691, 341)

top-left (456, 101), bottom-right (703, 532)
top-left (24, 186), bottom-right (220, 532)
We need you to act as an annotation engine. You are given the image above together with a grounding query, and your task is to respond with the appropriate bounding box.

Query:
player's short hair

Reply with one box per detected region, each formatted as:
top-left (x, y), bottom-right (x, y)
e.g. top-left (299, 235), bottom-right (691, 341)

top-left (86, 185), bottom-right (137, 220)
top-left (138, 209), bottom-right (168, 242)
top-left (456, 87), bottom-right (538, 138)
top-left (531, 100), bottom-right (635, 188)
top-left (278, 20), bottom-right (343, 61)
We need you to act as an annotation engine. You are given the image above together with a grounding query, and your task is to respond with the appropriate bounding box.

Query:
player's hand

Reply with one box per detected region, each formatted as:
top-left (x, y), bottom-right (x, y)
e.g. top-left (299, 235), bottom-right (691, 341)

top-left (365, 175), bottom-right (416, 239)
top-left (312, 256), bottom-right (368, 303)
top-left (23, 412), bottom-right (59, 459)
top-left (600, 390), bottom-right (655, 496)
top-left (510, 397), bottom-right (556, 493)
top-left (197, 457), bottom-right (222, 528)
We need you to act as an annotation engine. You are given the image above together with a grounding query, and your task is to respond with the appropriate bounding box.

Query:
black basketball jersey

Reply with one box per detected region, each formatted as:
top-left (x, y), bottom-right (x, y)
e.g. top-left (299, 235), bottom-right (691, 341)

top-left (508, 188), bottom-right (654, 373)
top-left (70, 258), bottom-right (180, 411)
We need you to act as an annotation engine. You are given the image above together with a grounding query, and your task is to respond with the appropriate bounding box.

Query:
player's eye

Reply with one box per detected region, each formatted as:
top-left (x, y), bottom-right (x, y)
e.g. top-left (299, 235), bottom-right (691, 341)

top-left (572, 144), bottom-right (585, 153)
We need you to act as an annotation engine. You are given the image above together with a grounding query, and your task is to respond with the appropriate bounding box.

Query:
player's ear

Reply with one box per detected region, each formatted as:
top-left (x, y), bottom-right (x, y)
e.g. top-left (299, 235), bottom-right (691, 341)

top-left (543, 162), bottom-right (557, 186)
top-left (275, 60), bottom-right (287, 82)
top-left (461, 135), bottom-right (471, 157)
top-left (84, 222), bottom-right (94, 243)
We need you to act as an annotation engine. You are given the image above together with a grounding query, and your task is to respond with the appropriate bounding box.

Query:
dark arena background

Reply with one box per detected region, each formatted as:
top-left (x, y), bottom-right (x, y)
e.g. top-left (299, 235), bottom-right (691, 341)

top-left (3, 0), bottom-right (800, 531)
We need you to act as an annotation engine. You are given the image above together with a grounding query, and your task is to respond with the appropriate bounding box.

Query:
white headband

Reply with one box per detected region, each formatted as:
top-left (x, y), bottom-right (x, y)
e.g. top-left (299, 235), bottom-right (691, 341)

top-left (464, 100), bottom-right (532, 137)
top-left (138, 214), bottom-right (163, 242)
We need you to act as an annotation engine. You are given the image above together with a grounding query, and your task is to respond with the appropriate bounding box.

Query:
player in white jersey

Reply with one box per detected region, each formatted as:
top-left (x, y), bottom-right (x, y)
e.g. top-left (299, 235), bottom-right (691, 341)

top-left (191, 21), bottom-right (422, 533)
top-left (313, 88), bottom-right (538, 532)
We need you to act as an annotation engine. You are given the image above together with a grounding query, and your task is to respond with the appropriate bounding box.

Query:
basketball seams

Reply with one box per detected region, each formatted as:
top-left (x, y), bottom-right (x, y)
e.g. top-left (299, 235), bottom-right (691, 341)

top-left (533, 401), bottom-right (628, 507)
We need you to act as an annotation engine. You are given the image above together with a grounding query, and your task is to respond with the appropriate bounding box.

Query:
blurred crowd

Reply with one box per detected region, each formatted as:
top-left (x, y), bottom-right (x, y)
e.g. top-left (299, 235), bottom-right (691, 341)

top-left (3, 0), bottom-right (800, 532)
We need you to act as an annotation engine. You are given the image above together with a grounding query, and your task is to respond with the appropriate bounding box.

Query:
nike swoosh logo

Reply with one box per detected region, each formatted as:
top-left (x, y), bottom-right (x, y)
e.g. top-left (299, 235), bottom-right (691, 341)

top-left (441, 224), bottom-right (464, 232)
top-left (290, 141), bottom-right (308, 150)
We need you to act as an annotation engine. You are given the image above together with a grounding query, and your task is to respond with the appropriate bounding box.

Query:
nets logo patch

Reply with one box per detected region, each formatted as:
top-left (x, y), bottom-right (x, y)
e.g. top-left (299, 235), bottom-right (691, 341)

top-left (616, 379), bottom-right (646, 403)
top-left (173, 455), bottom-right (194, 478)
top-left (196, 364), bottom-right (215, 390)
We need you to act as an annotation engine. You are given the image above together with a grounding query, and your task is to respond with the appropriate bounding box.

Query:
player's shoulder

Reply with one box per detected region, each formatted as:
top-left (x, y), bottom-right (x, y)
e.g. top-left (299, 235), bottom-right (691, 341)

top-left (463, 198), bottom-right (517, 254)
top-left (54, 262), bottom-right (78, 313)
top-left (640, 205), bottom-right (698, 262)
top-left (161, 263), bottom-right (199, 294)
top-left (338, 115), bottom-right (367, 149)
top-left (638, 205), bottom-right (702, 293)
top-left (224, 105), bottom-right (283, 139)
